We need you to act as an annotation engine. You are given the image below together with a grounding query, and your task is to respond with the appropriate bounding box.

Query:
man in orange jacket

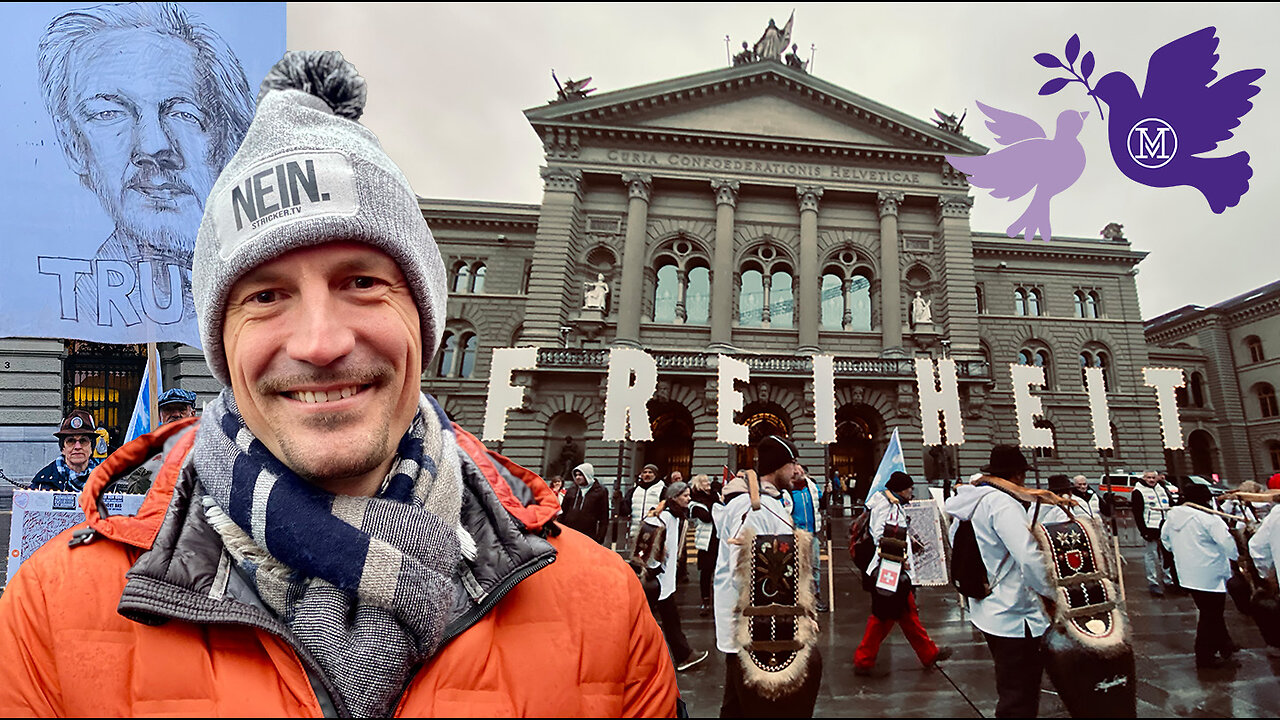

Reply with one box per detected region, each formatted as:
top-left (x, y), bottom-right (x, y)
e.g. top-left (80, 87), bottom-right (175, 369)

top-left (0, 49), bottom-right (677, 718)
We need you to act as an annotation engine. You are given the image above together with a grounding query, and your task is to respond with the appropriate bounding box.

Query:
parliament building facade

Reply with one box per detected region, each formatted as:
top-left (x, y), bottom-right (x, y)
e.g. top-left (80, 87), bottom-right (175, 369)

top-left (415, 59), bottom-right (1168, 496)
top-left (1, 58), bottom-right (1179, 492)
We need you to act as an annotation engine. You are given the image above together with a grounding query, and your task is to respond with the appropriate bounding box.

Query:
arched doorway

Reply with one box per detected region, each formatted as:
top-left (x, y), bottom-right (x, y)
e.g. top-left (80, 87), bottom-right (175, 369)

top-left (542, 412), bottom-right (587, 480)
top-left (734, 402), bottom-right (792, 471)
top-left (1187, 429), bottom-right (1217, 477)
top-left (644, 400), bottom-right (695, 480)
top-left (831, 404), bottom-right (880, 502)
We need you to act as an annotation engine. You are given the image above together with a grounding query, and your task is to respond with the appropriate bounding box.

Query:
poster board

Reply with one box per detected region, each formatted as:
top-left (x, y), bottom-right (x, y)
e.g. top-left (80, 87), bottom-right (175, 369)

top-left (6, 489), bottom-right (145, 584)
top-left (904, 498), bottom-right (949, 587)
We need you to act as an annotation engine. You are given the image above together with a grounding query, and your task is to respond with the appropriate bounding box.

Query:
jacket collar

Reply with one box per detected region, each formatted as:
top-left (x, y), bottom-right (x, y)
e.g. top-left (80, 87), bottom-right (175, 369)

top-left (96, 418), bottom-right (559, 646)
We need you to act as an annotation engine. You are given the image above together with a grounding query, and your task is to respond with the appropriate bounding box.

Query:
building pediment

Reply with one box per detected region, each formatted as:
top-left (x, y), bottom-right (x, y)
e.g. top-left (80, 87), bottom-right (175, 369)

top-left (525, 62), bottom-right (986, 157)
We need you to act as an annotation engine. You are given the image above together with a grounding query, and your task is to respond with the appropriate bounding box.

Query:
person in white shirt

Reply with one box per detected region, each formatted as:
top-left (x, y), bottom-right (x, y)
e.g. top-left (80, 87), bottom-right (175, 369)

top-left (713, 436), bottom-right (821, 717)
top-left (945, 446), bottom-right (1055, 718)
top-left (1070, 475), bottom-right (1103, 519)
top-left (1132, 470), bottom-right (1174, 595)
top-left (644, 481), bottom-right (708, 672)
top-left (1161, 482), bottom-right (1239, 669)
top-left (854, 471), bottom-right (949, 675)
top-left (1032, 475), bottom-right (1075, 525)
top-left (627, 464), bottom-right (665, 540)
top-left (1247, 504), bottom-right (1280, 657)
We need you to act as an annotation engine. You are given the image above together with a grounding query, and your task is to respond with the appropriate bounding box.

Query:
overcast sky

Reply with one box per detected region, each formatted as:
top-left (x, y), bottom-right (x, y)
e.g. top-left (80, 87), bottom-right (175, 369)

top-left (289, 3), bottom-right (1277, 320)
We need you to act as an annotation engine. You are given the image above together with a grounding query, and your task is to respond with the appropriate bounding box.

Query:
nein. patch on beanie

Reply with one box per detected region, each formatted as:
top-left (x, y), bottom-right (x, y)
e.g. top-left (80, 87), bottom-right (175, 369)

top-left (212, 149), bottom-right (359, 260)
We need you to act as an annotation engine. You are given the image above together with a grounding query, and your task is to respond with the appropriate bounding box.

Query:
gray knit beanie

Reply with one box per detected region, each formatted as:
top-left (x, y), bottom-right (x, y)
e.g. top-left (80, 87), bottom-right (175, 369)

top-left (193, 51), bottom-right (446, 385)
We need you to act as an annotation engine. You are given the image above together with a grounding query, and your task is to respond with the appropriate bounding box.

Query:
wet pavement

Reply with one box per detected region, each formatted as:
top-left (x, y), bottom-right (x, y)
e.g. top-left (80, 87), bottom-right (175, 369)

top-left (666, 517), bottom-right (1280, 718)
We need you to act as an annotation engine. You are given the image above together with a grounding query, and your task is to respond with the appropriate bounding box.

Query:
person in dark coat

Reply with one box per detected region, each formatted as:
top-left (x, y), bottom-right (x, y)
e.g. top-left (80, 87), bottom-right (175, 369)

top-left (689, 473), bottom-right (723, 615)
top-left (561, 462), bottom-right (609, 543)
top-left (31, 410), bottom-right (102, 492)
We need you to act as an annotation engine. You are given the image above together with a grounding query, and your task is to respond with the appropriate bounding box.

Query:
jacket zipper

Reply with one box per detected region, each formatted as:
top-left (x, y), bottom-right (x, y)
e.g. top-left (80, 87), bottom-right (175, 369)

top-left (392, 552), bottom-right (556, 716)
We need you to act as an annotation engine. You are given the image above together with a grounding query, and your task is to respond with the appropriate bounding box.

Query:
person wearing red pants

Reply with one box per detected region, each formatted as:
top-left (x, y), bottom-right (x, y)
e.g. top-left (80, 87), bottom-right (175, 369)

top-left (854, 471), bottom-right (951, 675)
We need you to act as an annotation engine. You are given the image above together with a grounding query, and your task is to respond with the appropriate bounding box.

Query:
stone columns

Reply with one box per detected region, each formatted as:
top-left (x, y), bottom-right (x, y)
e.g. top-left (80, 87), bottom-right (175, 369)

top-left (842, 276), bottom-right (854, 330)
top-left (761, 273), bottom-right (773, 326)
top-left (615, 173), bottom-right (652, 346)
top-left (674, 267), bottom-right (688, 323)
top-left (710, 179), bottom-right (739, 348)
top-left (523, 167), bottom-right (583, 344)
top-left (935, 194), bottom-right (979, 353)
top-left (877, 191), bottom-right (904, 352)
top-left (797, 186), bottom-right (823, 351)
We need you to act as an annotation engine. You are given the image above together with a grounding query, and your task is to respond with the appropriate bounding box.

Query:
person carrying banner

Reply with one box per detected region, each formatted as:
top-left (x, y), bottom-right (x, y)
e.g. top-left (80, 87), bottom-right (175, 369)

top-left (1132, 470), bottom-right (1174, 596)
top-left (944, 446), bottom-right (1055, 718)
top-left (30, 410), bottom-right (102, 492)
top-left (853, 471), bottom-right (949, 676)
top-left (0, 51), bottom-right (677, 717)
top-left (1162, 483), bottom-right (1240, 669)
top-left (713, 436), bottom-right (821, 717)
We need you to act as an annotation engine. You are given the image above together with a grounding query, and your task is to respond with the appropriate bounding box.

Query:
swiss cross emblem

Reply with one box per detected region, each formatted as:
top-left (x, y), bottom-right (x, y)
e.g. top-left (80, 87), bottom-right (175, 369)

top-left (1065, 549), bottom-right (1084, 572)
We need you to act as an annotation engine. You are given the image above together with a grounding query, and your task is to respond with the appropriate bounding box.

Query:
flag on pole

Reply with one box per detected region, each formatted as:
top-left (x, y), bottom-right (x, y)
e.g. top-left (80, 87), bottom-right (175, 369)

top-left (124, 356), bottom-right (162, 444)
top-left (866, 428), bottom-right (907, 497)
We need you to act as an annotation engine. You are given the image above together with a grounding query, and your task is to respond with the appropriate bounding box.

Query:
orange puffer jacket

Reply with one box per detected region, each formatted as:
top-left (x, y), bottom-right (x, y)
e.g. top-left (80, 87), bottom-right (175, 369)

top-left (0, 419), bottom-right (677, 717)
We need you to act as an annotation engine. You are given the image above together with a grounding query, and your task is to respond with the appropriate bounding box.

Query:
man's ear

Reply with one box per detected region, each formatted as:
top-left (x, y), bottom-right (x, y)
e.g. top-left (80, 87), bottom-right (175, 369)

top-left (52, 116), bottom-right (90, 177)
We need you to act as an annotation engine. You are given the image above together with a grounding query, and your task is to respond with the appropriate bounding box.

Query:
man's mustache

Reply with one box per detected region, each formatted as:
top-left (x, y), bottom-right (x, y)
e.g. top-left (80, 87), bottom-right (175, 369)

top-left (125, 170), bottom-right (195, 197)
top-left (257, 366), bottom-right (393, 395)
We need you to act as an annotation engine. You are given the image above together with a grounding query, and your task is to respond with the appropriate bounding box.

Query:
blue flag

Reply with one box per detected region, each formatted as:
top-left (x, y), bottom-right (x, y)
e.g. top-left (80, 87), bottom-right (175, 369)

top-left (866, 428), bottom-right (906, 497)
top-left (124, 359), bottom-right (162, 444)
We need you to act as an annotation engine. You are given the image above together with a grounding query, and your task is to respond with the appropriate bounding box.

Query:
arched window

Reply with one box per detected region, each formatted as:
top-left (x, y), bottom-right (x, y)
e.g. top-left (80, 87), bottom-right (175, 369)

top-left (1086, 291), bottom-right (1100, 318)
top-left (1027, 288), bottom-right (1042, 316)
top-left (976, 284), bottom-right (986, 314)
top-left (1258, 383), bottom-right (1279, 418)
top-left (1079, 347), bottom-right (1111, 391)
top-left (1073, 291), bottom-right (1086, 318)
top-left (470, 263), bottom-right (486, 294)
top-left (1246, 335), bottom-right (1265, 363)
top-left (458, 333), bottom-right (478, 378)
top-left (1018, 346), bottom-right (1052, 389)
top-left (686, 266), bottom-right (710, 324)
top-left (1014, 288), bottom-right (1028, 316)
top-left (451, 264), bottom-right (470, 293)
top-left (821, 273), bottom-right (843, 330)
top-left (653, 263), bottom-right (679, 323)
top-left (436, 332), bottom-right (456, 377)
top-left (770, 270), bottom-right (793, 328)
top-left (1190, 372), bottom-right (1207, 407)
top-left (849, 274), bottom-right (872, 331)
top-left (738, 269), bottom-right (764, 326)
top-left (1270, 442), bottom-right (1280, 472)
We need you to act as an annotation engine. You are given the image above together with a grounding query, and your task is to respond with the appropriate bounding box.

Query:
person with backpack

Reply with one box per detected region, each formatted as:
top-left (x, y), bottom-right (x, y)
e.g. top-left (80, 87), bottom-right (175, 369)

top-left (853, 471), bottom-right (950, 676)
top-left (944, 446), bottom-right (1055, 718)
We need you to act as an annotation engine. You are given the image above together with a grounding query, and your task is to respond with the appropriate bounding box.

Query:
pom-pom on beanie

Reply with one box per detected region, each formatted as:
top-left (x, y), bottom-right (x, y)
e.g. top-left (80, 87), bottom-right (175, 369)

top-left (193, 50), bottom-right (446, 385)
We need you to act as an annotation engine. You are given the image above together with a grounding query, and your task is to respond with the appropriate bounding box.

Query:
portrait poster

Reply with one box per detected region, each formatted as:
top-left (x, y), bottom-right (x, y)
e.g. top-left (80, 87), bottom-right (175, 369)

top-left (0, 2), bottom-right (285, 347)
top-left (905, 497), bottom-right (949, 587)
top-left (6, 489), bottom-right (145, 584)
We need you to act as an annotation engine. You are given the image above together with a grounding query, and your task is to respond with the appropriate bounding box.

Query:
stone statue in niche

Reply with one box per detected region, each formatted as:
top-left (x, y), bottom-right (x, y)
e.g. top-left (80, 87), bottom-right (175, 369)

top-left (911, 291), bottom-right (932, 327)
top-left (583, 273), bottom-right (609, 310)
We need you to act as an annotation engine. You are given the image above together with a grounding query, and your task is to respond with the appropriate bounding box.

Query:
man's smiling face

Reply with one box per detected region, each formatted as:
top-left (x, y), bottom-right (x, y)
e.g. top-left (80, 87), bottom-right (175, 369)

top-left (222, 242), bottom-right (422, 495)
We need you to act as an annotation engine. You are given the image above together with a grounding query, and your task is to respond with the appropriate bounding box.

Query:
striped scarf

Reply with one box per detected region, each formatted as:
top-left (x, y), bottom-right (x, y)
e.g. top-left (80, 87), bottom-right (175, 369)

top-left (193, 388), bottom-right (462, 718)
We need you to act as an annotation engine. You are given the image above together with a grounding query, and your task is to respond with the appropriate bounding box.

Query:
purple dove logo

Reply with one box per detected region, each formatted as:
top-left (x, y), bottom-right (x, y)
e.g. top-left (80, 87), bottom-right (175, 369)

top-left (1038, 28), bottom-right (1265, 213)
top-left (945, 103), bottom-right (1089, 242)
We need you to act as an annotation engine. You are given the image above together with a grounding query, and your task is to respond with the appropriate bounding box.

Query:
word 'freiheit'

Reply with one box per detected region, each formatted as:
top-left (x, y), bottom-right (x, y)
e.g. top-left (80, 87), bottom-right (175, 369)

top-left (483, 348), bottom-right (1189, 451)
